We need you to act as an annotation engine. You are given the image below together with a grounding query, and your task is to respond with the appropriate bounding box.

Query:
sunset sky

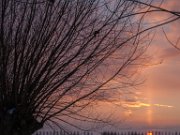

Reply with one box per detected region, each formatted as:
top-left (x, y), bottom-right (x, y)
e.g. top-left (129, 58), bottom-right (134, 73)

top-left (2, 0), bottom-right (180, 133)
top-left (73, 1), bottom-right (180, 131)
top-left (39, 0), bottom-right (180, 132)
top-left (109, 0), bottom-right (180, 130)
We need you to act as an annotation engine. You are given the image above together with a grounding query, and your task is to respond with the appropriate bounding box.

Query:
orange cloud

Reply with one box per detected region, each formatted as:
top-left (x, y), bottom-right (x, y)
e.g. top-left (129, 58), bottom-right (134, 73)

top-left (106, 99), bottom-right (174, 109)
top-left (153, 104), bottom-right (173, 108)
top-left (123, 102), bottom-right (173, 108)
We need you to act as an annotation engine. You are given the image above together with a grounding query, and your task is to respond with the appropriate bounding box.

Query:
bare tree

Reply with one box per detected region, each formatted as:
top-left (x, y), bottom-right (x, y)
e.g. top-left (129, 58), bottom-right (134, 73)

top-left (0, 0), bottom-right (179, 134)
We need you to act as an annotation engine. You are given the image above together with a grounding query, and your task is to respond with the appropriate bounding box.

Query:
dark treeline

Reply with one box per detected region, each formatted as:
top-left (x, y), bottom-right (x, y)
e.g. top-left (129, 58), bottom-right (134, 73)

top-left (101, 131), bottom-right (180, 135)
top-left (33, 131), bottom-right (180, 135)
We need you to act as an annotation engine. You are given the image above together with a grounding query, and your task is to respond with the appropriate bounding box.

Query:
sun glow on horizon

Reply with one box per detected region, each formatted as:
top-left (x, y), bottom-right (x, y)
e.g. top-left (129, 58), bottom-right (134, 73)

top-left (147, 132), bottom-right (153, 135)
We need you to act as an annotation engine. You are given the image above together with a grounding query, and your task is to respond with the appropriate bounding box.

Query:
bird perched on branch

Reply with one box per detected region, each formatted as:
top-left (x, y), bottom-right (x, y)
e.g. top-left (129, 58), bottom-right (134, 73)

top-left (93, 30), bottom-right (100, 37)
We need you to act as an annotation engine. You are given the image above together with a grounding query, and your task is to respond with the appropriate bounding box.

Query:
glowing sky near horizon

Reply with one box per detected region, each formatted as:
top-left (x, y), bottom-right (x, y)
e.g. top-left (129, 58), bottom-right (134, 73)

top-left (64, 0), bottom-right (180, 130)
top-left (118, 0), bottom-right (180, 129)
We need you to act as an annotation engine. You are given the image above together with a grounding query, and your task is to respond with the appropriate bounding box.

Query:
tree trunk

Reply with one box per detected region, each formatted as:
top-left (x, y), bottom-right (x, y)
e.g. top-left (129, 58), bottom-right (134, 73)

top-left (0, 110), bottom-right (43, 135)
